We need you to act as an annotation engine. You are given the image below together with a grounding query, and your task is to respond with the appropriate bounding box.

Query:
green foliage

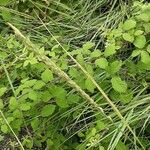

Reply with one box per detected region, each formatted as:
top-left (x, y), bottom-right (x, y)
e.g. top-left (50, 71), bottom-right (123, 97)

top-left (133, 35), bottom-right (146, 48)
top-left (123, 19), bottom-right (136, 30)
top-left (0, 0), bottom-right (10, 5)
top-left (85, 78), bottom-right (96, 93)
top-left (0, 87), bottom-right (7, 97)
top-left (111, 77), bottom-right (127, 93)
top-left (95, 58), bottom-right (108, 69)
top-left (122, 33), bottom-right (134, 42)
top-left (0, 1), bottom-right (150, 150)
top-left (41, 104), bottom-right (56, 117)
top-left (41, 69), bottom-right (53, 83)
top-left (104, 44), bottom-right (116, 57)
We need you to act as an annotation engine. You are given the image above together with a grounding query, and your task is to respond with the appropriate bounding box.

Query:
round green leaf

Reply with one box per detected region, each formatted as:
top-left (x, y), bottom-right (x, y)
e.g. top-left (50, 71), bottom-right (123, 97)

top-left (90, 50), bottom-right (102, 58)
top-left (107, 60), bottom-right (122, 74)
top-left (122, 33), bottom-right (134, 42)
top-left (28, 91), bottom-right (38, 101)
top-left (41, 69), bottom-right (53, 83)
top-left (131, 50), bottom-right (141, 57)
top-left (83, 42), bottom-right (95, 50)
top-left (33, 80), bottom-right (45, 90)
top-left (0, 87), bottom-right (7, 97)
top-left (133, 35), bottom-right (146, 49)
top-left (9, 97), bottom-right (18, 110)
top-left (0, 0), bottom-right (10, 5)
top-left (104, 44), bottom-right (116, 57)
top-left (85, 78), bottom-right (96, 93)
top-left (143, 23), bottom-right (150, 33)
top-left (134, 30), bottom-right (143, 36)
top-left (95, 58), bottom-right (108, 69)
top-left (1, 124), bottom-right (8, 133)
top-left (137, 13), bottom-right (150, 22)
top-left (147, 45), bottom-right (150, 53)
top-left (41, 104), bottom-right (56, 117)
top-left (20, 102), bottom-right (31, 111)
top-left (123, 19), bottom-right (136, 30)
top-left (56, 98), bottom-right (69, 108)
top-left (141, 51), bottom-right (150, 64)
top-left (111, 76), bottom-right (127, 93)
top-left (2, 10), bottom-right (11, 21)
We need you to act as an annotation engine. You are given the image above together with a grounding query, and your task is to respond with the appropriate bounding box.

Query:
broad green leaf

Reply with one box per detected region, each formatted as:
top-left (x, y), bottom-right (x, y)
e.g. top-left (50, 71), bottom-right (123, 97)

top-left (23, 138), bottom-right (33, 149)
top-left (41, 91), bottom-right (52, 102)
top-left (137, 13), bottom-right (150, 22)
top-left (86, 128), bottom-right (96, 139)
top-left (81, 49), bottom-right (91, 55)
top-left (41, 69), bottom-right (53, 83)
top-left (141, 51), bottom-right (150, 64)
top-left (99, 146), bottom-right (105, 150)
top-left (23, 60), bottom-right (30, 67)
top-left (29, 58), bottom-right (38, 65)
top-left (143, 23), bottom-right (150, 33)
top-left (68, 68), bottom-right (78, 78)
top-left (134, 30), bottom-right (144, 36)
top-left (108, 60), bottom-right (122, 74)
top-left (133, 35), bottom-right (146, 49)
top-left (20, 102), bottom-right (31, 111)
top-left (49, 86), bottom-right (67, 100)
top-left (56, 98), bottom-right (69, 108)
top-left (85, 78), bottom-right (96, 93)
top-left (95, 58), bottom-right (108, 69)
top-left (33, 80), bottom-right (45, 90)
top-left (0, 99), bottom-right (4, 109)
top-left (23, 79), bottom-right (37, 87)
top-left (116, 140), bottom-right (128, 150)
top-left (11, 119), bottom-right (22, 131)
top-left (9, 97), bottom-right (18, 110)
top-left (90, 50), bottom-right (102, 58)
top-left (104, 44), bottom-right (116, 57)
top-left (67, 94), bottom-right (80, 104)
top-left (31, 118), bottom-right (39, 131)
top-left (85, 64), bottom-right (94, 75)
top-left (96, 120), bottom-right (105, 131)
top-left (131, 50), bottom-right (141, 57)
top-left (83, 42), bottom-right (95, 50)
top-left (123, 19), bottom-right (136, 30)
top-left (122, 33), bottom-right (134, 42)
top-left (76, 54), bottom-right (84, 65)
top-left (0, 0), bottom-right (10, 5)
top-left (7, 117), bottom-right (14, 123)
top-left (147, 45), bottom-right (150, 53)
top-left (28, 91), bottom-right (38, 101)
top-left (61, 61), bottom-right (68, 70)
top-left (85, 79), bottom-right (95, 93)
top-left (2, 10), bottom-right (11, 21)
top-left (0, 87), bottom-right (7, 97)
top-left (13, 109), bottom-right (22, 118)
top-left (0, 51), bottom-right (8, 59)
top-left (119, 91), bottom-right (133, 104)
top-left (109, 90), bottom-right (120, 102)
top-left (111, 77), bottom-right (127, 93)
top-left (112, 29), bottom-right (122, 37)
top-left (1, 124), bottom-right (8, 133)
top-left (41, 104), bottom-right (56, 117)
top-left (46, 139), bottom-right (54, 148)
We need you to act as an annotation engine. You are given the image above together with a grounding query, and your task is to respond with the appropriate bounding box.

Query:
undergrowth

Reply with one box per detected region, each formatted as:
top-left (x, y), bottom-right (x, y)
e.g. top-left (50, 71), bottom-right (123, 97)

top-left (0, 0), bottom-right (150, 150)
